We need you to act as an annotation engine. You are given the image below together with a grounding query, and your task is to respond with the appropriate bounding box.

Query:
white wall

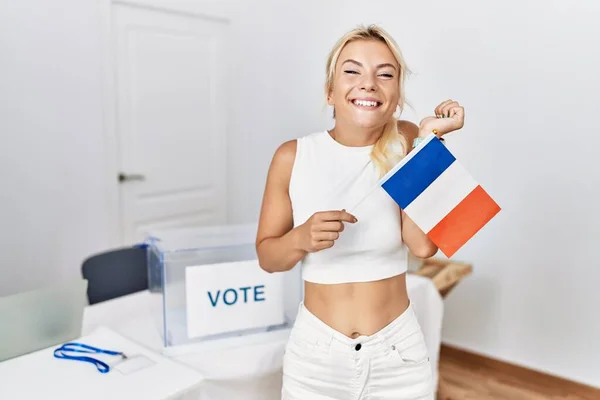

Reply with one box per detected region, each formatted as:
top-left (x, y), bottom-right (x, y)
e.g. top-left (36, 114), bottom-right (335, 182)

top-left (318, 0), bottom-right (600, 388)
top-left (0, 0), bottom-right (111, 296)
top-left (0, 0), bottom-right (330, 295)
top-left (219, 1), bottom-right (333, 223)
top-left (3, 0), bottom-right (599, 389)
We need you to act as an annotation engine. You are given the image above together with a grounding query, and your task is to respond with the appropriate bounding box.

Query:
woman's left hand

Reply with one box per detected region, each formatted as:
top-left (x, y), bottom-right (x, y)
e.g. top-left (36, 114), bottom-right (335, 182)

top-left (418, 99), bottom-right (465, 137)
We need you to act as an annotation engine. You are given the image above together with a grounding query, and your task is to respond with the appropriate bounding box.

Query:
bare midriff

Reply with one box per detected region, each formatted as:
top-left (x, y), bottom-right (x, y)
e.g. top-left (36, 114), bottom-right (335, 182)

top-left (303, 273), bottom-right (410, 338)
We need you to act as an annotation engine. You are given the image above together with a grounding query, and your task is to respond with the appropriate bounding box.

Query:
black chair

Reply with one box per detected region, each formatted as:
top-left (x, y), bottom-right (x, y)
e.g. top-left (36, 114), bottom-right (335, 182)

top-left (81, 246), bottom-right (148, 305)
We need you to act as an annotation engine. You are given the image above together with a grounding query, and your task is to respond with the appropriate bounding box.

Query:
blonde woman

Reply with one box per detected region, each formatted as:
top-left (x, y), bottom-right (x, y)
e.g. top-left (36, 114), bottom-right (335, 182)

top-left (256, 24), bottom-right (464, 399)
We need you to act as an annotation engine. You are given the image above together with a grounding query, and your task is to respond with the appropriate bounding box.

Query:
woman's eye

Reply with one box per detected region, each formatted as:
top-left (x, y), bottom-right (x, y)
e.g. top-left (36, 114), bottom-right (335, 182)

top-left (344, 70), bottom-right (359, 75)
top-left (379, 73), bottom-right (394, 78)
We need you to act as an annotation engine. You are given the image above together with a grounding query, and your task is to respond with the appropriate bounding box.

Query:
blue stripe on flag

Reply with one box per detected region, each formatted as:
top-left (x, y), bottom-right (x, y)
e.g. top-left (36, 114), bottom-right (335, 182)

top-left (381, 137), bottom-right (456, 209)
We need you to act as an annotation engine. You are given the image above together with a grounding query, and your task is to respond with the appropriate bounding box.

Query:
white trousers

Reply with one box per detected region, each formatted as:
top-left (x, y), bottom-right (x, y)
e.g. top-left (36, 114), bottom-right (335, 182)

top-left (281, 302), bottom-right (435, 400)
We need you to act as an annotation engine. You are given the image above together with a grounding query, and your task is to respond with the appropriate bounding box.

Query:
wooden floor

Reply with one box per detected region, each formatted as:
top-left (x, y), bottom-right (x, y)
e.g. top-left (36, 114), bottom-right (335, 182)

top-left (437, 345), bottom-right (599, 400)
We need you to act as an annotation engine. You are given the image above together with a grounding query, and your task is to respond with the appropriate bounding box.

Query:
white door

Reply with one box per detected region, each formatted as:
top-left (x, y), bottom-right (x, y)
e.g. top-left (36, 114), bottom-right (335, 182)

top-left (112, 4), bottom-right (229, 244)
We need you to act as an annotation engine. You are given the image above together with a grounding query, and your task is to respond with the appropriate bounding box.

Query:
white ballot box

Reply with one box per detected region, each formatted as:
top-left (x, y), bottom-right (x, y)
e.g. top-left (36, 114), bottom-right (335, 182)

top-left (0, 326), bottom-right (204, 400)
top-left (145, 224), bottom-right (303, 351)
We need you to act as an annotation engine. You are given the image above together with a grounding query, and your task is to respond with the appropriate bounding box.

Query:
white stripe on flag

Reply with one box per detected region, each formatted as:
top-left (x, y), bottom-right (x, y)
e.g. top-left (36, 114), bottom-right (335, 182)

top-left (403, 161), bottom-right (478, 233)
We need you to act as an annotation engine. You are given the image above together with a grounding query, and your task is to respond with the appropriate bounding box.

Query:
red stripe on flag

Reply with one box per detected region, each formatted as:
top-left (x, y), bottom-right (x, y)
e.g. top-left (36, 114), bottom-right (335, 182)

top-left (427, 185), bottom-right (501, 257)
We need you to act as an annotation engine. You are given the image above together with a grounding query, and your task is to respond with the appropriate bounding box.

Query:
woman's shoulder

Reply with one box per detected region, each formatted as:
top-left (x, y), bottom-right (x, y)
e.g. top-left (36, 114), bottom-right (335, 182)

top-left (269, 131), bottom-right (326, 179)
top-left (272, 131), bottom-right (325, 160)
top-left (397, 119), bottom-right (419, 142)
top-left (271, 139), bottom-right (297, 173)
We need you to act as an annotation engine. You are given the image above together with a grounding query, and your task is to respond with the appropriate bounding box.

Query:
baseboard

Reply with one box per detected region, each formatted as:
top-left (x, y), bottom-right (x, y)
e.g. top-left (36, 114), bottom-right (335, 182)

top-left (439, 343), bottom-right (600, 397)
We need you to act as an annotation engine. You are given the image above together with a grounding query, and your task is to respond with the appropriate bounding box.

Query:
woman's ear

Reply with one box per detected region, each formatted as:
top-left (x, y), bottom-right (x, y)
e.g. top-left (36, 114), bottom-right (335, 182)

top-left (325, 85), bottom-right (334, 106)
top-left (326, 94), bottom-right (334, 106)
top-left (393, 104), bottom-right (402, 119)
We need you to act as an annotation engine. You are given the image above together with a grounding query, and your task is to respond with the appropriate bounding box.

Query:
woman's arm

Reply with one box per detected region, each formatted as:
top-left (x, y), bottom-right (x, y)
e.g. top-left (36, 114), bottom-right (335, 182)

top-left (255, 140), bottom-right (357, 272)
top-left (397, 120), bottom-right (439, 258)
top-left (255, 140), bottom-right (307, 273)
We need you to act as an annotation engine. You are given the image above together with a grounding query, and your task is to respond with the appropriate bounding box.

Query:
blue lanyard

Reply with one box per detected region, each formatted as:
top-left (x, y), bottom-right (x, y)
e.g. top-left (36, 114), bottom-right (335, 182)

top-left (54, 342), bottom-right (126, 373)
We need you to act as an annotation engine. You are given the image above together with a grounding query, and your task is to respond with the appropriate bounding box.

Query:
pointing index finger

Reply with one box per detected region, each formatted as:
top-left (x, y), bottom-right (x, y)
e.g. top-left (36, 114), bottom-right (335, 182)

top-left (321, 210), bottom-right (357, 223)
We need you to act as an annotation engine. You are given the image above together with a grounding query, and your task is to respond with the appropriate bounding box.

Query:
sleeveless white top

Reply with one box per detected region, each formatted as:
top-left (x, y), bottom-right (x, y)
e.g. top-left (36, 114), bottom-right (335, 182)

top-left (289, 131), bottom-right (408, 284)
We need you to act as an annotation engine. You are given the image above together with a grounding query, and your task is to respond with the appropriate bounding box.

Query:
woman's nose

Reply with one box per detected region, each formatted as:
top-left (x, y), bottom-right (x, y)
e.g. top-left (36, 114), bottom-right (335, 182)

top-left (360, 76), bottom-right (377, 91)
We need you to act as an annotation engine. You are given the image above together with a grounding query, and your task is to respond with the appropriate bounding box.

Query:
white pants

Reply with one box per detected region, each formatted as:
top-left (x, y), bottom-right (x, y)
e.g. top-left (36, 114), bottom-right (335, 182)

top-left (282, 302), bottom-right (434, 400)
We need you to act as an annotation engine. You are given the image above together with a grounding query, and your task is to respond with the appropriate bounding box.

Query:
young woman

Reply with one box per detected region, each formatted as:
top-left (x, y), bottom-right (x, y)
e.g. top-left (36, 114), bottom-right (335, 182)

top-left (256, 25), bottom-right (464, 399)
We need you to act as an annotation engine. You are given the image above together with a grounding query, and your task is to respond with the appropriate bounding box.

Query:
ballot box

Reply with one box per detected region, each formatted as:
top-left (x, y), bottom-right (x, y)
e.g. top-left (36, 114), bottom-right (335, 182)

top-left (145, 224), bottom-right (302, 349)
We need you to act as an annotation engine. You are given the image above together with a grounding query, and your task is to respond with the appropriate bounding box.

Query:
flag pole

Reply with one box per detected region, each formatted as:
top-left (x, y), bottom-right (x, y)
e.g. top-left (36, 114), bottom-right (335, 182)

top-left (347, 182), bottom-right (381, 213)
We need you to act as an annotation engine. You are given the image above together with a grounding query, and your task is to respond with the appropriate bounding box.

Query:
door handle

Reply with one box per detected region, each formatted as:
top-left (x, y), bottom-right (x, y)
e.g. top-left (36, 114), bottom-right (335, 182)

top-left (118, 173), bottom-right (146, 183)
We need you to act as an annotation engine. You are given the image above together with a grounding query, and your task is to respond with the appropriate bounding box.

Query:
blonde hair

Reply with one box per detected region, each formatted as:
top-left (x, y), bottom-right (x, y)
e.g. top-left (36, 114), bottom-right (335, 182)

top-left (325, 25), bottom-right (411, 177)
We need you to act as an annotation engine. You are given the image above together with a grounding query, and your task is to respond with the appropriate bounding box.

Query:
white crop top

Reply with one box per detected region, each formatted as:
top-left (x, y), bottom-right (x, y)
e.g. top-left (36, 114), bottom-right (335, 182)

top-left (289, 130), bottom-right (408, 284)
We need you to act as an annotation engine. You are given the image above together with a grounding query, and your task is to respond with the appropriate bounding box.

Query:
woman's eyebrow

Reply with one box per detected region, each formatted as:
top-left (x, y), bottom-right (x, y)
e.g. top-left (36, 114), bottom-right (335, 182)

top-left (376, 62), bottom-right (397, 71)
top-left (342, 59), bottom-right (397, 71)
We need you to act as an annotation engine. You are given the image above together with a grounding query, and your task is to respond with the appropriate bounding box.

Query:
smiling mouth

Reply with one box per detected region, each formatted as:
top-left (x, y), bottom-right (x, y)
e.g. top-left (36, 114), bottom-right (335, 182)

top-left (351, 99), bottom-right (382, 109)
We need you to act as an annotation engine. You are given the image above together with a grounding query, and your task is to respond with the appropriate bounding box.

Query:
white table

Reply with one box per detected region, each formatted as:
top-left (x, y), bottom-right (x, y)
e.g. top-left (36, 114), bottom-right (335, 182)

top-left (0, 326), bottom-right (204, 400)
top-left (82, 274), bottom-right (444, 400)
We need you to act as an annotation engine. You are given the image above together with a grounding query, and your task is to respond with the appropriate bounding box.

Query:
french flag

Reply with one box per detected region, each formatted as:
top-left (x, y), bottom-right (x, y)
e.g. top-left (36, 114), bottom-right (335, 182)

top-left (380, 133), bottom-right (501, 258)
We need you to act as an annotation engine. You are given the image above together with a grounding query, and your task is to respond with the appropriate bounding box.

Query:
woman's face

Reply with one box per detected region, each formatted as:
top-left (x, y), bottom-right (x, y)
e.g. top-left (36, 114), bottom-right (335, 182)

top-left (328, 39), bottom-right (400, 130)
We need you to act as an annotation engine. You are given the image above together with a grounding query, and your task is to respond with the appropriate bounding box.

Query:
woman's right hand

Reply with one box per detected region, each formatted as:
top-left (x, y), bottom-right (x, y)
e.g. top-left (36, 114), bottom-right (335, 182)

top-left (296, 210), bottom-right (357, 253)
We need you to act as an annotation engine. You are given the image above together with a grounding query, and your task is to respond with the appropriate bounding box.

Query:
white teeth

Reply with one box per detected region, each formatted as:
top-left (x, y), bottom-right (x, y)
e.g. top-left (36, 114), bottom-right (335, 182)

top-left (353, 100), bottom-right (379, 107)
